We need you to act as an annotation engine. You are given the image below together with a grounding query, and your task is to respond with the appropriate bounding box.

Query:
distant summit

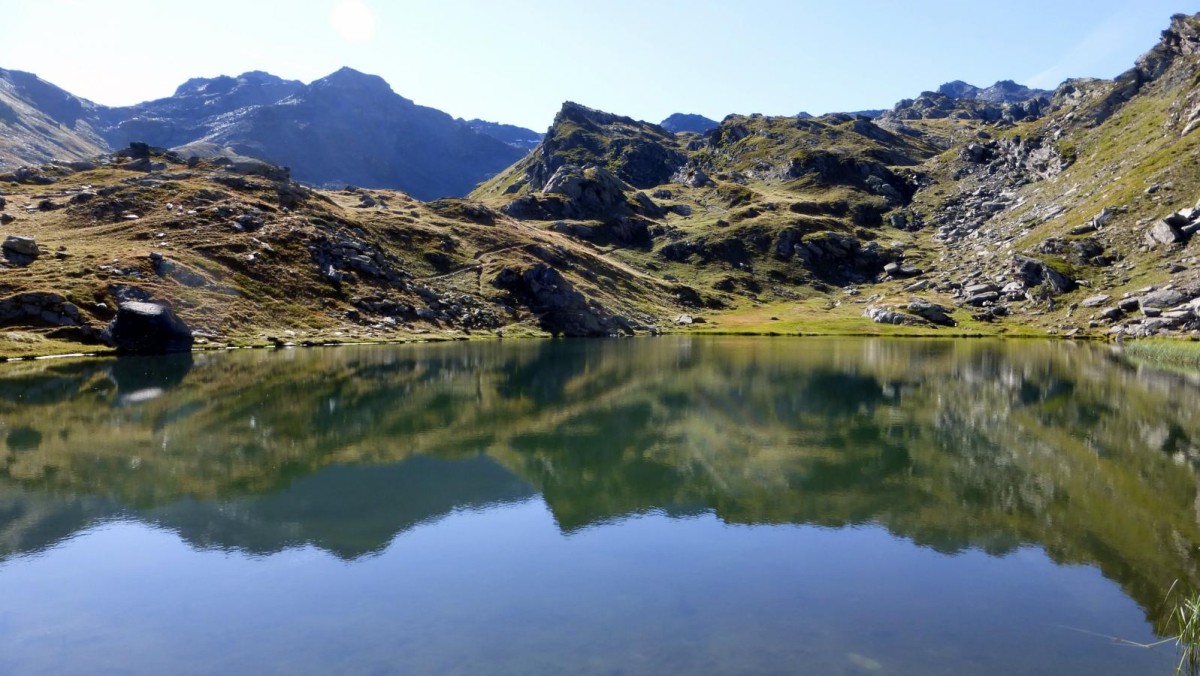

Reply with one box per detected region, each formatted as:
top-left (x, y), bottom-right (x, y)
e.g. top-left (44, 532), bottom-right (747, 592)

top-left (660, 113), bottom-right (719, 134)
top-left (174, 67), bottom-right (523, 199)
top-left (465, 119), bottom-right (543, 151)
top-left (936, 79), bottom-right (1051, 104)
top-left (878, 78), bottom-right (1051, 127)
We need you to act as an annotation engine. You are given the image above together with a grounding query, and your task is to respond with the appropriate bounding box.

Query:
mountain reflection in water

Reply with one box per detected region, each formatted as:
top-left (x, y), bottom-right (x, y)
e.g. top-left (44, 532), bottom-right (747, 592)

top-left (1, 337), bottom-right (1199, 634)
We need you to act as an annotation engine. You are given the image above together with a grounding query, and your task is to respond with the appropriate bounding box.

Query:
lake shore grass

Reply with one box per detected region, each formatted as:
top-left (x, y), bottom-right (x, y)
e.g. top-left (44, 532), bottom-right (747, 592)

top-left (1125, 339), bottom-right (1200, 369)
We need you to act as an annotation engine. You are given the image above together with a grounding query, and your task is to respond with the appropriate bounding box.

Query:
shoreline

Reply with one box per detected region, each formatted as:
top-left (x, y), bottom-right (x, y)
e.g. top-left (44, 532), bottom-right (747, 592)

top-left (0, 324), bottom-right (1130, 366)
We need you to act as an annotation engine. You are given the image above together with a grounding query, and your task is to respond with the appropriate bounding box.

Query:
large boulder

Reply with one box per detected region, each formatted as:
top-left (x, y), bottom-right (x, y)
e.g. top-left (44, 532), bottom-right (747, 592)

top-left (864, 305), bottom-right (925, 326)
top-left (2, 235), bottom-right (38, 257)
top-left (106, 301), bottom-right (194, 354)
top-left (1147, 219), bottom-right (1186, 246)
top-left (907, 298), bottom-right (956, 326)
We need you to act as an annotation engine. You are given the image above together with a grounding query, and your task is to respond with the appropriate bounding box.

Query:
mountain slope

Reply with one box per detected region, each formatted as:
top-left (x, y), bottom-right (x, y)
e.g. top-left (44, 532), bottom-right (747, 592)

top-left (0, 69), bottom-right (107, 168)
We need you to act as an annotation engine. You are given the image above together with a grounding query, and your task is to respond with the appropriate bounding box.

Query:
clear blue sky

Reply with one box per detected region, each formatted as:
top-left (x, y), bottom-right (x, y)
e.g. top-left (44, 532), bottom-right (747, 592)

top-left (0, 0), bottom-right (1194, 130)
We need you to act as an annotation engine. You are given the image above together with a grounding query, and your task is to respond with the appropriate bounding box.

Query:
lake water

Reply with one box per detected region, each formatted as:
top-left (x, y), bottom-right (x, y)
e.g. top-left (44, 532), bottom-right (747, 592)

top-left (0, 337), bottom-right (1198, 675)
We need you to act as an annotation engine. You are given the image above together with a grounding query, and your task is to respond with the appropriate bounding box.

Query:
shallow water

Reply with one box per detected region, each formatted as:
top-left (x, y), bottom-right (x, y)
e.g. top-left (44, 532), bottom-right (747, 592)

top-left (1, 337), bottom-right (1197, 674)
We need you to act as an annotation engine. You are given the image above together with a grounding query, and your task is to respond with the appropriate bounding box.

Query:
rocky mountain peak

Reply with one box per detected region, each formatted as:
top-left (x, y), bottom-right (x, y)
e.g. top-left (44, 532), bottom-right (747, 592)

top-left (936, 79), bottom-right (1049, 105)
top-left (1134, 12), bottom-right (1200, 81)
top-left (660, 113), bottom-right (719, 134)
top-left (495, 102), bottom-right (685, 194)
top-left (553, 101), bottom-right (634, 129)
top-left (166, 71), bottom-right (303, 111)
top-left (936, 80), bottom-right (980, 99)
top-left (1162, 13), bottom-right (1200, 56)
top-left (309, 67), bottom-right (405, 102)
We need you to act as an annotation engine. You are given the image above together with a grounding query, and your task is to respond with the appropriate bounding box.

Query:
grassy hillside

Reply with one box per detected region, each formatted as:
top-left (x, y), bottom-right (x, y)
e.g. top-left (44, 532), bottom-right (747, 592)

top-left (4, 13), bottom-right (1200, 357)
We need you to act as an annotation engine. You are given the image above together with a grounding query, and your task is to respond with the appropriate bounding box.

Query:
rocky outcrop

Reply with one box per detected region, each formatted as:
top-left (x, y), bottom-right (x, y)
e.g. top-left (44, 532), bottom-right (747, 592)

top-left (105, 301), bottom-right (194, 354)
top-left (2, 235), bottom-right (39, 263)
top-left (907, 298), bottom-right (956, 326)
top-left (1010, 255), bottom-right (1076, 295)
top-left (1145, 203), bottom-right (1200, 246)
top-left (502, 164), bottom-right (662, 244)
top-left (1078, 14), bottom-right (1200, 126)
top-left (492, 263), bottom-right (632, 337)
top-left (774, 230), bottom-right (899, 284)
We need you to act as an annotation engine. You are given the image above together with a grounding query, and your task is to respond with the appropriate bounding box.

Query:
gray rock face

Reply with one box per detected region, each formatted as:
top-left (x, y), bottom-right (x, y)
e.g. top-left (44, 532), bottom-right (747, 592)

top-left (106, 301), bottom-right (194, 354)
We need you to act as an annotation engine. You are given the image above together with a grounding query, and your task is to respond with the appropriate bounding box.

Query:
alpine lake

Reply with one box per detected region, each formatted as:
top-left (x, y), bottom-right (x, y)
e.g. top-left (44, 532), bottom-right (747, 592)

top-left (2, 336), bottom-right (1199, 675)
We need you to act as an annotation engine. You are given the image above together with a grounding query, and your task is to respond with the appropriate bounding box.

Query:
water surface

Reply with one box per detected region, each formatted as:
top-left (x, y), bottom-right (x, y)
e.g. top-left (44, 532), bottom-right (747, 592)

top-left (1, 337), bottom-right (1198, 674)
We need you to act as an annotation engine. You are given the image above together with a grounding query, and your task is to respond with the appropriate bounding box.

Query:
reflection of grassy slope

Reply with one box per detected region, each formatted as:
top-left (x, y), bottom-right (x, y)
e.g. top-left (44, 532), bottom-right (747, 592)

top-left (2, 339), bottom-right (1200, 627)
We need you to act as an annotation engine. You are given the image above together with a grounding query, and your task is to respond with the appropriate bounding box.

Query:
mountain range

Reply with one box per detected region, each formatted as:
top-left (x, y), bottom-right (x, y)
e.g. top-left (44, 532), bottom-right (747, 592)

top-left (1, 12), bottom-right (1200, 355)
top-left (0, 66), bottom-right (540, 200)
